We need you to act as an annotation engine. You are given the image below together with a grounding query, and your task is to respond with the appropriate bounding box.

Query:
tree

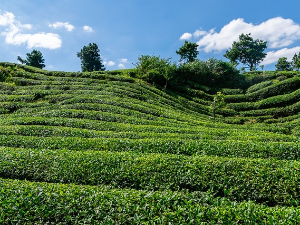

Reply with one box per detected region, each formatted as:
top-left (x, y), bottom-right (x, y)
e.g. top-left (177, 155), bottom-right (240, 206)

top-left (176, 41), bottom-right (199, 63)
top-left (224, 33), bottom-right (267, 71)
top-left (210, 92), bottom-right (226, 123)
top-left (17, 49), bottom-right (45, 69)
top-left (275, 57), bottom-right (292, 71)
top-left (134, 55), bottom-right (176, 89)
top-left (77, 43), bottom-right (105, 72)
top-left (292, 53), bottom-right (300, 71)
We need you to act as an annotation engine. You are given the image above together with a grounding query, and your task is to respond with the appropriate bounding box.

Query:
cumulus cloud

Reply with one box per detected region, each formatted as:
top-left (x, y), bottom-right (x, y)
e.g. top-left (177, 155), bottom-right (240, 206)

top-left (0, 12), bottom-right (15, 26)
top-left (83, 25), bottom-right (93, 33)
top-left (118, 63), bottom-right (125, 68)
top-left (262, 46), bottom-right (300, 65)
top-left (107, 61), bottom-right (115, 66)
top-left (0, 11), bottom-right (62, 49)
top-left (179, 32), bottom-right (192, 40)
top-left (193, 30), bottom-right (208, 38)
top-left (49, 22), bottom-right (74, 32)
top-left (8, 33), bottom-right (62, 49)
top-left (193, 17), bottom-right (300, 53)
top-left (119, 58), bottom-right (128, 63)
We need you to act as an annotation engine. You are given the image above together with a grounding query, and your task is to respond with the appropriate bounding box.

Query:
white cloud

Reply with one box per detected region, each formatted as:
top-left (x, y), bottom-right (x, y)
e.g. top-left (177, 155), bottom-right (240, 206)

top-left (195, 17), bottom-right (300, 52)
top-left (103, 61), bottom-right (107, 66)
top-left (7, 32), bottom-right (62, 49)
top-left (119, 58), bottom-right (128, 63)
top-left (193, 30), bottom-right (208, 37)
top-left (83, 25), bottom-right (93, 33)
top-left (179, 32), bottom-right (192, 41)
top-left (118, 63), bottom-right (125, 68)
top-left (261, 46), bottom-right (300, 65)
top-left (0, 11), bottom-right (62, 49)
top-left (107, 61), bottom-right (115, 66)
top-left (49, 22), bottom-right (74, 32)
top-left (0, 12), bottom-right (14, 26)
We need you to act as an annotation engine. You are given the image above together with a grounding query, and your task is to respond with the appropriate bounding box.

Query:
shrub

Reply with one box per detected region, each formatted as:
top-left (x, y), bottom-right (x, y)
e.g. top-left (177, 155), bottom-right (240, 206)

top-left (135, 55), bottom-right (176, 88)
top-left (0, 67), bottom-right (12, 82)
top-left (176, 59), bottom-right (243, 88)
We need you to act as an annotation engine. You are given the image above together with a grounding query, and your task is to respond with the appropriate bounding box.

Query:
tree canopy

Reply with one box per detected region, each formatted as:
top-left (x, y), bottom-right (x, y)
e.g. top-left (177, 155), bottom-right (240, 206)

top-left (176, 41), bottom-right (199, 63)
top-left (224, 33), bottom-right (267, 71)
top-left (77, 43), bottom-right (105, 72)
top-left (275, 57), bottom-right (292, 71)
top-left (17, 49), bottom-right (45, 69)
top-left (134, 55), bottom-right (176, 88)
top-left (292, 53), bottom-right (300, 71)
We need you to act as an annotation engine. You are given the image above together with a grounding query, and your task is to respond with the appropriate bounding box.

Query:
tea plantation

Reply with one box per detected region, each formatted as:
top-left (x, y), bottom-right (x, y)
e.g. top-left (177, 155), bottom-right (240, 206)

top-left (1, 62), bottom-right (300, 224)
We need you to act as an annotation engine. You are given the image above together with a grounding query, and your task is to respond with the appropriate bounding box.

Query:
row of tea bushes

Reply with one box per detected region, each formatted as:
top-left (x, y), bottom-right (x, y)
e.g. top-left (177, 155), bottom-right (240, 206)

top-left (228, 88), bottom-right (300, 111)
top-left (1, 178), bottom-right (299, 224)
top-left (1, 135), bottom-right (300, 159)
top-left (225, 77), bottom-right (300, 103)
top-left (2, 147), bottom-right (300, 206)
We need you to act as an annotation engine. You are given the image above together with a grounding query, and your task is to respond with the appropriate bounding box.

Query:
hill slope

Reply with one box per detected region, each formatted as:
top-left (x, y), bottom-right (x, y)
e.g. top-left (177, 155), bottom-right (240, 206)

top-left (1, 62), bottom-right (300, 223)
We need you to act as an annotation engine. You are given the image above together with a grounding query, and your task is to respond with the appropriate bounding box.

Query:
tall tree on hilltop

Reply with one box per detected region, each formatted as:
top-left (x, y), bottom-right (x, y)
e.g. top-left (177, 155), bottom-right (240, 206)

top-left (17, 49), bottom-right (45, 69)
top-left (176, 41), bottom-right (199, 63)
top-left (224, 33), bottom-right (267, 71)
top-left (275, 57), bottom-right (292, 71)
top-left (292, 53), bottom-right (300, 71)
top-left (77, 43), bottom-right (105, 72)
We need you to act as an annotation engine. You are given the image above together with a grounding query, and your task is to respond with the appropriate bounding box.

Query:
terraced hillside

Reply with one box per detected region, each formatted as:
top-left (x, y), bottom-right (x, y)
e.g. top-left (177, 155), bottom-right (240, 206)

top-left (1, 62), bottom-right (300, 223)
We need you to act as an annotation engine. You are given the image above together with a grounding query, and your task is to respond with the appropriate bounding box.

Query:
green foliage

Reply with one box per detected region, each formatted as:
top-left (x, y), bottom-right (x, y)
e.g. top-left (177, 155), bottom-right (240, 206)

top-left (3, 179), bottom-right (300, 224)
top-left (226, 76), bottom-right (300, 103)
top-left (2, 147), bottom-right (300, 207)
top-left (260, 65), bottom-right (264, 71)
top-left (205, 58), bottom-right (243, 87)
top-left (246, 80), bottom-right (275, 94)
top-left (224, 33), bottom-right (267, 71)
top-left (210, 92), bottom-right (225, 122)
top-left (17, 49), bottom-right (45, 69)
top-left (0, 66), bottom-right (12, 82)
top-left (275, 57), bottom-right (292, 71)
top-left (176, 58), bottom-right (243, 88)
top-left (292, 52), bottom-right (300, 71)
top-left (135, 55), bottom-right (176, 88)
top-left (77, 43), bottom-right (105, 72)
top-left (1, 63), bottom-right (300, 222)
top-left (176, 41), bottom-right (199, 63)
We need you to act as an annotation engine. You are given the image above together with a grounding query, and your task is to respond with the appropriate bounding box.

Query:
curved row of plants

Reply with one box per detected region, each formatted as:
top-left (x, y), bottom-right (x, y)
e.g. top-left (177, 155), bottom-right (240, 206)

top-left (2, 178), bottom-right (299, 224)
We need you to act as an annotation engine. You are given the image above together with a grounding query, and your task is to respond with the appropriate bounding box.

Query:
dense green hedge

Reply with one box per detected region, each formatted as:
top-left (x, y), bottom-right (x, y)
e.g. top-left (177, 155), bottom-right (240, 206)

top-left (239, 101), bottom-right (300, 117)
top-left (225, 77), bottom-right (300, 103)
top-left (228, 88), bottom-right (300, 111)
top-left (246, 80), bottom-right (275, 93)
top-left (2, 131), bottom-right (300, 157)
top-left (2, 178), bottom-right (300, 224)
top-left (0, 62), bottom-right (135, 82)
top-left (2, 147), bottom-right (300, 206)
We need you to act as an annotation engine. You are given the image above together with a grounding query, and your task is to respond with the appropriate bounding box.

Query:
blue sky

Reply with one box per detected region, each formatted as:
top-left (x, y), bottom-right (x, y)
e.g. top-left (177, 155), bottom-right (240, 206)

top-left (1, 0), bottom-right (300, 72)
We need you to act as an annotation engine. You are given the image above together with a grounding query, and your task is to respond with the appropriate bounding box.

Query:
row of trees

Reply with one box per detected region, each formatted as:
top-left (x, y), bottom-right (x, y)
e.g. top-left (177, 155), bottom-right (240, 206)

top-left (275, 53), bottom-right (300, 71)
top-left (132, 33), bottom-right (269, 89)
top-left (134, 54), bottom-right (243, 89)
top-left (15, 33), bottom-right (270, 73)
top-left (16, 34), bottom-right (300, 75)
top-left (17, 43), bottom-right (106, 72)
